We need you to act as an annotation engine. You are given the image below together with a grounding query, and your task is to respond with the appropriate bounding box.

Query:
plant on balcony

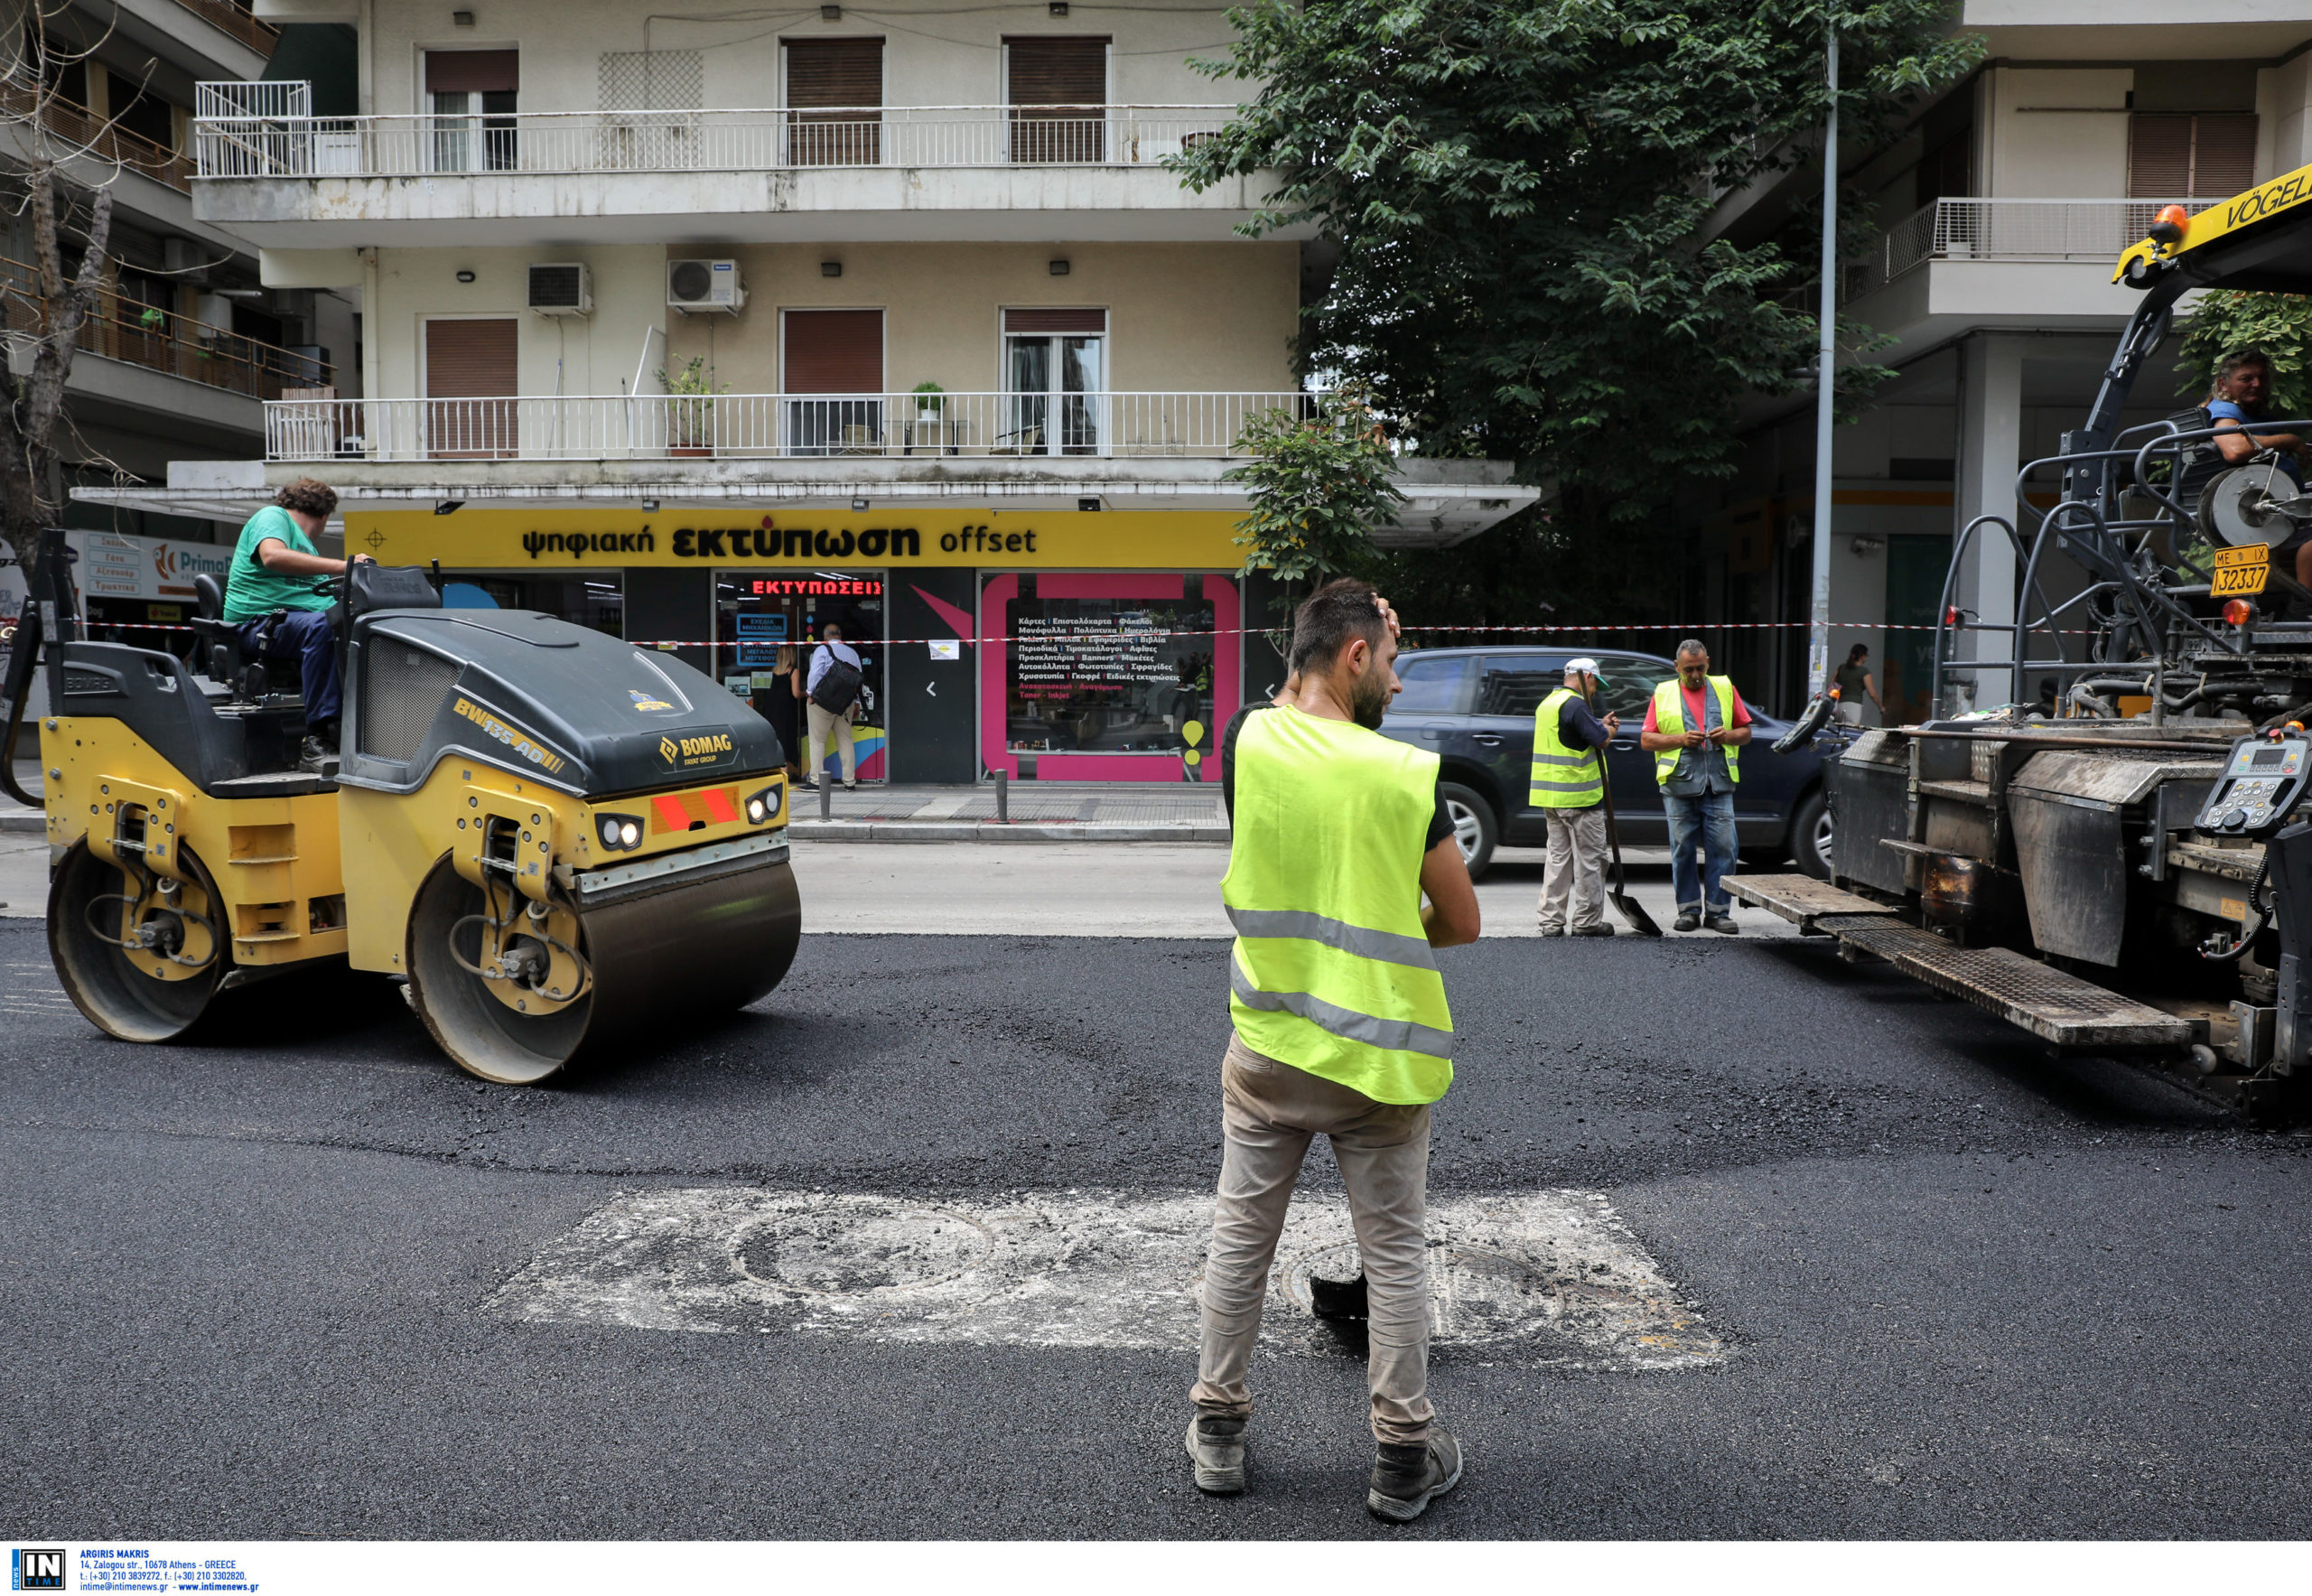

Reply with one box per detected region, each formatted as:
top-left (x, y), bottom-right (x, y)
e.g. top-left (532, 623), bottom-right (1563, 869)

top-left (1227, 387), bottom-right (1404, 656)
top-left (912, 381), bottom-right (946, 418)
top-left (656, 356), bottom-right (727, 453)
top-left (2179, 293), bottom-right (2312, 419)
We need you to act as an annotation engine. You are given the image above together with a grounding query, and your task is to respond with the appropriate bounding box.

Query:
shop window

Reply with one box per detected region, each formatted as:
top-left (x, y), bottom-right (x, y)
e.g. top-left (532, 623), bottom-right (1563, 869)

top-left (1006, 36), bottom-right (1106, 162)
top-left (436, 571), bottom-right (622, 635)
top-left (425, 50), bottom-right (518, 172)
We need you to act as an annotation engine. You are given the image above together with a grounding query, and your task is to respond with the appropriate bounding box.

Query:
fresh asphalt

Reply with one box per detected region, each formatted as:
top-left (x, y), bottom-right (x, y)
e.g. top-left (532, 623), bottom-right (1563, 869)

top-left (3, 898), bottom-right (2308, 1538)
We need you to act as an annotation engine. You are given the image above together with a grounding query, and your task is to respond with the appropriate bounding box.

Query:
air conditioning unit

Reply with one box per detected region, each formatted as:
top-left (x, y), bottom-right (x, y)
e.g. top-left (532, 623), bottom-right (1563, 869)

top-left (667, 258), bottom-right (744, 314)
top-left (527, 263), bottom-right (592, 316)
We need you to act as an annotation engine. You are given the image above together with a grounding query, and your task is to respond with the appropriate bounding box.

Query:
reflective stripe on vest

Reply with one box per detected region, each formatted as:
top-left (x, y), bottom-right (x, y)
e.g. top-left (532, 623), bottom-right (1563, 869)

top-left (1652, 675), bottom-right (1741, 787)
top-left (1220, 706), bottom-right (1454, 1106)
top-left (1530, 686), bottom-right (1603, 807)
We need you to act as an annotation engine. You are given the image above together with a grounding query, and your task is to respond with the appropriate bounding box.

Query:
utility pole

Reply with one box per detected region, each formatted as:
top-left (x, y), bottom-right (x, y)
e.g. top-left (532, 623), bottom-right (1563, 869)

top-left (1806, 27), bottom-right (1839, 700)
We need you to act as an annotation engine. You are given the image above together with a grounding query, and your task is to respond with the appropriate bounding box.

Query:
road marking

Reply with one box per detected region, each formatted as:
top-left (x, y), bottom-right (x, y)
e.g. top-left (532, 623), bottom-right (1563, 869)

top-left (487, 1187), bottom-right (1722, 1370)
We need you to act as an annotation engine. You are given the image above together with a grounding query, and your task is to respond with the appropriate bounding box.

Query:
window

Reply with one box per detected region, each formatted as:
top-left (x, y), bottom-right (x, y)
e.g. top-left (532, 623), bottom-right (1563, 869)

top-left (1002, 307), bottom-right (1105, 455)
top-left (106, 70), bottom-right (177, 151)
top-left (1476, 655), bottom-right (1565, 716)
top-left (2130, 113), bottom-right (2257, 199)
top-left (1006, 36), bottom-right (1106, 162)
top-left (994, 579), bottom-right (1215, 759)
top-left (783, 309), bottom-right (883, 454)
top-left (1389, 653), bottom-right (1471, 714)
top-left (425, 50), bottom-right (518, 172)
top-left (1914, 128), bottom-right (1970, 210)
top-left (1592, 656), bottom-right (1680, 722)
top-left (424, 317), bottom-right (517, 459)
top-left (784, 39), bottom-right (882, 164)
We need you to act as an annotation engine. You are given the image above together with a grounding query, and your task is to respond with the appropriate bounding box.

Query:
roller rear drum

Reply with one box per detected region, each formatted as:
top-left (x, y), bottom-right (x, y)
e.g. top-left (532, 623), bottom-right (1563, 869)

top-left (48, 840), bottom-right (228, 1043)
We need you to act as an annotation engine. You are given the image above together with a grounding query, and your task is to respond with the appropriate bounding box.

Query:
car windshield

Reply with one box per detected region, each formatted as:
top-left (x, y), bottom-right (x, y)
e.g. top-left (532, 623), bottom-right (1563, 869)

top-left (1476, 656), bottom-right (1565, 715)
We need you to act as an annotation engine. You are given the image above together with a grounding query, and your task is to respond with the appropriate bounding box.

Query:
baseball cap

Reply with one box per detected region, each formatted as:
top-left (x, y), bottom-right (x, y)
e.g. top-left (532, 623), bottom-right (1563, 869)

top-left (1565, 657), bottom-right (1608, 684)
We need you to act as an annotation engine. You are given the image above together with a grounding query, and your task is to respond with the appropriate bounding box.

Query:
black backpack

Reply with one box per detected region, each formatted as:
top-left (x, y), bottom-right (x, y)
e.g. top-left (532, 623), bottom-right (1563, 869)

top-left (808, 647), bottom-right (863, 713)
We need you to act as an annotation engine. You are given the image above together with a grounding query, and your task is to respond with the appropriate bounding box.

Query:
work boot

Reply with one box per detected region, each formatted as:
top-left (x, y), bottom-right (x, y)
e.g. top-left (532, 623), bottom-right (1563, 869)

top-left (1571, 923), bottom-right (1616, 938)
top-left (1535, 923), bottom-right (1563, 937)
top-left (1368, 1428), bottom-right (1462, 1523)
top-left (1673, 910), bottom-right (1701, 933)
top-left (297, 735), bottom-right (339, 776)
top-left (1709, 913), bottom-right (1739, 935)
top-left (1185, 1415), bottom-right (1246, 1495)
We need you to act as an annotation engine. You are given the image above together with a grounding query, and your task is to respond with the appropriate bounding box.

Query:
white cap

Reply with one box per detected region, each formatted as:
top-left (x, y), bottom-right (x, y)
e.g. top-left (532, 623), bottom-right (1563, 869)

top-left (1565, 657), bottom-right (1602, 676)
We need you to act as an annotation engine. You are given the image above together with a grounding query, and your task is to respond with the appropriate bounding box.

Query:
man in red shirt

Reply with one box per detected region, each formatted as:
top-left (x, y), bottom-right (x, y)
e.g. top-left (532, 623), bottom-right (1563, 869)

top-left (1638, 639), bottom-right (1754, 932)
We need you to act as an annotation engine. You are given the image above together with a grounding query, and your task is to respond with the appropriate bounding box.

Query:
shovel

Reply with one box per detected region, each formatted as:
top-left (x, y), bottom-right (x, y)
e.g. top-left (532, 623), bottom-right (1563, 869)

top-left (1590, 695), bottom-right (1662, 937)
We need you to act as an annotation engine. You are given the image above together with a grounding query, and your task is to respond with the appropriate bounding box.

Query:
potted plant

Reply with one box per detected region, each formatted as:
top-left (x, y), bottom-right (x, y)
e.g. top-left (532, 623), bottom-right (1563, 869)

top-left (912, 380), bottom-right (946, 420)
top-left (657, 356), bottom-right (726, 456)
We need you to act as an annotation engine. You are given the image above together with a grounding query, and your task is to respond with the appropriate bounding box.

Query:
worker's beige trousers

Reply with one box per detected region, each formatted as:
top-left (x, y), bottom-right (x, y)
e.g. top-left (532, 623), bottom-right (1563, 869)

top-left (1192, 1033), bottom-right (1434, 1444)
top-left (1538, 805), bottom-right (1608, 932)
top-left (805, 701), bottom-right (855, 783)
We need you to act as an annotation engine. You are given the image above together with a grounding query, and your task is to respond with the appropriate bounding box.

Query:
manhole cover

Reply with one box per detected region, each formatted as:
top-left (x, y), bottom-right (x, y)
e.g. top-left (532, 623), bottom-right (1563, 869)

top-left (1282, 1240), bottom-right (1560, 1344)
top-left (733, 1197), bottom-right (992, 1295)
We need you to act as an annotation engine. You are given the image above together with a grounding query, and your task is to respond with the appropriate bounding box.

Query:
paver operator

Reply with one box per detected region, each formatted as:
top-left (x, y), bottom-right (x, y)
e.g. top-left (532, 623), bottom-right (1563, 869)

top-left (1639, 638), bottom-right (1753, 934)
top-left (1189, 577), bottom-right (1481, 1524)
top-left (1531, 657), bottom-right (1618, 937)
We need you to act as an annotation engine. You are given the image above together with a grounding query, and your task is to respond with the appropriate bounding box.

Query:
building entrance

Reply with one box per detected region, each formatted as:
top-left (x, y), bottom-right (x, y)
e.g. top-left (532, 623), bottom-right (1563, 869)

top-left (717, 570), bottom-right (887, 780)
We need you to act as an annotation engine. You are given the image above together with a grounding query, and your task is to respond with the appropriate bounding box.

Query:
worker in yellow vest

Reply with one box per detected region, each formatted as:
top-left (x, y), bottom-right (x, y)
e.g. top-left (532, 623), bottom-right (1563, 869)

top-left (1193, 577), bottom-right (1480, 1525)
top-left (1638, 638), bottom-right (1754, 933)
top-left (1531, 657), bottom-right (1620, 936)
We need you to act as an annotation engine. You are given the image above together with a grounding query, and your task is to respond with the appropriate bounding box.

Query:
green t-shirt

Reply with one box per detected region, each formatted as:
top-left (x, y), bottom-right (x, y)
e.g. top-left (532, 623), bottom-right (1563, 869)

top-left (224, 504), bottom-right (333, 623)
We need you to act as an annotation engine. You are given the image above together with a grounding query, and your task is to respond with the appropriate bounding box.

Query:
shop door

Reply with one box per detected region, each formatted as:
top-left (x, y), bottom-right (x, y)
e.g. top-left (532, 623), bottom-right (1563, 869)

top-left (783, 309), bottom-right (883, 455)
top-left (424, 316), bottom-right (517, 458)
top-left (719, 573), bottom-right (888, 780)
top-left (1885, 535), bottom-right (1949, 724)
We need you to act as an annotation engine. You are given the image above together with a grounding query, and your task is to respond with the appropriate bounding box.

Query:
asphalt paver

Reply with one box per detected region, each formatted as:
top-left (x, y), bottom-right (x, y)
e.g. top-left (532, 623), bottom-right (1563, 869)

top-left (3, 919), bottom-right (2306, 1539)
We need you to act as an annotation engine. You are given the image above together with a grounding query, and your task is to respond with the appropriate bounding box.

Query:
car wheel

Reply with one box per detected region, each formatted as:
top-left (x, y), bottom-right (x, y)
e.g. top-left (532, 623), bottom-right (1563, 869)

top-left (1790, 788), bottom-right (1833, 880)
top-left (1440, 782), bottom-right (1497, 882)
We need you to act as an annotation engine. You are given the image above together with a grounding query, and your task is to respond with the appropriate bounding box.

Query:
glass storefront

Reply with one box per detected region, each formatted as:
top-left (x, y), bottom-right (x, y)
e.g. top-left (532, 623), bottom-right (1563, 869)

top-left (437, 569), bottom-right (624, 635)
top-left (980, 573), bottom-right (1239, 781)
top-left (715, 570), bottom-right (887, 780)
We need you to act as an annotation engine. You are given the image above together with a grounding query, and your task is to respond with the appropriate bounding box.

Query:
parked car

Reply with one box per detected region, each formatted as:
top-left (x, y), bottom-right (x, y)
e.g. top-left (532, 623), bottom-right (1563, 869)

top-left (1377, 646), bottom-right (1834, 881)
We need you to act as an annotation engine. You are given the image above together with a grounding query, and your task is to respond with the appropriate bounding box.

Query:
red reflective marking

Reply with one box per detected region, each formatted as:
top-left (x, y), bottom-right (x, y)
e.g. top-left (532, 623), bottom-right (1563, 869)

top-left (652, 794), bottom-right (693, 833)
top-left (700, 787), bottom-right (739, 825)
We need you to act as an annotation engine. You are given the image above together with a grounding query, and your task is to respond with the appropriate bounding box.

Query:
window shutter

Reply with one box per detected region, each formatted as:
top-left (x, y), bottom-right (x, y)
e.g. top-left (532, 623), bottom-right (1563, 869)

top-left (785, 39), bottom-right (883, 107)
top-left (1005, 37), bottom-right (1106, 105)
top-left (1004, 308), bottom-right (1106, 333)
top-left (425, 317), bottom-right (518, 459)
top-left (2130, 114), bottom-right (2194, 198)
top-left (2193, 114), bottom-right (2259, 198)
top-left (424, 50), bottom-right (520, 94)
top-left (783, 310), bottom-right (883, 393)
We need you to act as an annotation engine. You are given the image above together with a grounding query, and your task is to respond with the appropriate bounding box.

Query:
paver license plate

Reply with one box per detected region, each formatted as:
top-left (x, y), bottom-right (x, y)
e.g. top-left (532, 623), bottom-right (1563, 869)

top-left (2213, 543), bottom-right (2270, 595)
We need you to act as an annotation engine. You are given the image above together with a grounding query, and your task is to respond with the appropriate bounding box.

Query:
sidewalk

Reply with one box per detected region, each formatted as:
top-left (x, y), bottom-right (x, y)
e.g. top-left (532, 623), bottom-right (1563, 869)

top-left (786, 781), bottom-right (1228, 841)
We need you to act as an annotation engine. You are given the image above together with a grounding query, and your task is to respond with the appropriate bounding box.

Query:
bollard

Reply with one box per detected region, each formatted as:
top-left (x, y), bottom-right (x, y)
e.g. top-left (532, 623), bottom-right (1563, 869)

top-left (820, 775), bottom-right (832, 821)
top-left (995, 768), bottom-right (1008, 823)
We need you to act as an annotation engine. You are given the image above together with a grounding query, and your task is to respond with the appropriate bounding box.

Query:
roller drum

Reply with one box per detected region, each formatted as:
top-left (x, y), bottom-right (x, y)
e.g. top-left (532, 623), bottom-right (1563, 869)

top-left (47, 840), bottom-right (228, 1043)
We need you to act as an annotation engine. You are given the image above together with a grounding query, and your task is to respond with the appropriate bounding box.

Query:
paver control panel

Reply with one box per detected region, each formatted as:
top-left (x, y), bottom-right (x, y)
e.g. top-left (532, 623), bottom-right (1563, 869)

top-left (2196, 731), bottom-right (2312, 837)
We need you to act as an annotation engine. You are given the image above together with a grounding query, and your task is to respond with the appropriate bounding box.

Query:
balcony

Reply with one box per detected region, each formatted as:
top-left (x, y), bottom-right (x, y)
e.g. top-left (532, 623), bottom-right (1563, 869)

top-left (266, 391), bottom-right (1311, 462)
top-left (190, 94), bottom-right (1293, 245)
top-left (1851, 197), bottom-right (2227, 299)
top-left (0, 74), bottom-right (192, 192)
top-left (170, 0), bottom-right (277, 54)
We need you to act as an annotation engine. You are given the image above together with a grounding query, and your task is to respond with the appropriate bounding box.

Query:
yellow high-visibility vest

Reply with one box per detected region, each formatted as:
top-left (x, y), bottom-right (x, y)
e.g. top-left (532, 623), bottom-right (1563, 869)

top-left (1531, 686), bottom-right (1604, 808)
top-left (1651, 676), bottom-right (1742, 787)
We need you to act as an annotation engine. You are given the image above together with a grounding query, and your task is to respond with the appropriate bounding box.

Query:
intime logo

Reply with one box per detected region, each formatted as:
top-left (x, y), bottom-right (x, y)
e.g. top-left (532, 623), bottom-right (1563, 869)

top-left (11, 1548), bottom-right (65, 1590)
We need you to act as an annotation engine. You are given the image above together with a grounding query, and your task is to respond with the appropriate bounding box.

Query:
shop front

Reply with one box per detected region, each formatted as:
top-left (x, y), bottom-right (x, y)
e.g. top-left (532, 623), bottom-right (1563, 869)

top-left (345, 506), bottom-right (1254, 785)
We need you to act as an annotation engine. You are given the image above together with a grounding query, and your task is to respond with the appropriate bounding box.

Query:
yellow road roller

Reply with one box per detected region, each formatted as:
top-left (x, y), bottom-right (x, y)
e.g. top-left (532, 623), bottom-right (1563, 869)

top-left (0, 528), bottom-right (799, 1084)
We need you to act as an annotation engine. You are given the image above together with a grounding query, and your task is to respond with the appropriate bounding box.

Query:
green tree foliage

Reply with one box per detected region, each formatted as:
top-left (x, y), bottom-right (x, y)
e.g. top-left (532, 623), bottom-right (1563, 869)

top-left (1226, 387), bottom-right (1406, 584)
top-left (2177, 291), bottom-right (2312, 416)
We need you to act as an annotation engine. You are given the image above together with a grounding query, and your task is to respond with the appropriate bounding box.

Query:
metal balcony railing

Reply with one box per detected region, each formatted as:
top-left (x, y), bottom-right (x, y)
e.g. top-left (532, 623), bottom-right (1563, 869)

top-left (0, 257), bottom-right (332, 401)
top-left (0, 75), bottom-right (192, 191)
top-left (263, 391), bottom-right (1324, 462)
top-left (197, 80), bottom-right (309, 121)
top-left (195, 101), bottom-right (1238, 179)
top-left (1851, 197), bottom-right (2228, 299)
top-left (172, 0), bottom-right (277, 53)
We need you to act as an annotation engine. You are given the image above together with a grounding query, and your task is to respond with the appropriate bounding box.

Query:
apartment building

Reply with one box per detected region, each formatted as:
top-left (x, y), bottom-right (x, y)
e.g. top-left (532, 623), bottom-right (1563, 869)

top-left (96, 0), bottom-right (1530, 783)
top-left (1689, 3), bottom-right (2312, 722)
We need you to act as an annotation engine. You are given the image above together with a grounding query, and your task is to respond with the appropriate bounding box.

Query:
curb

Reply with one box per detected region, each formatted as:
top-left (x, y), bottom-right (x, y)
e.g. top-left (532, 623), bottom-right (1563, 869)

top-left (0, 811), bottom-right (42, 835)
top-left (789, 820), bottom-right (1228, 844)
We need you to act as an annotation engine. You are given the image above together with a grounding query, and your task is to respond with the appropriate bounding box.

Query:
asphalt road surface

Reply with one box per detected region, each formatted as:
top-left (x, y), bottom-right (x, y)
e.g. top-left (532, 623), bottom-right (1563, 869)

top-left (3, 848), bottom-right (2308, 1540)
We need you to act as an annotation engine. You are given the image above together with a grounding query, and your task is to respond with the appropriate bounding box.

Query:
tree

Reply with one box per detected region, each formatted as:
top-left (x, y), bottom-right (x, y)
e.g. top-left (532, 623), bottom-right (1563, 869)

top-left (1176, 0), bottom-right (1981, 570)
top-left (2177, 292), bottom-right (2312, 417)
top-left (1226, 387), bottom-right (1406, 660)
top-left (0, 6), bottom-right (122, 596)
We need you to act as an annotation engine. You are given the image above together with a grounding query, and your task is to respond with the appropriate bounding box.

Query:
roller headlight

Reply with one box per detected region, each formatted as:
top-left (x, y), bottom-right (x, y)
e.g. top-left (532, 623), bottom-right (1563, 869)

top-left (745, 784), bottom-right (783, 825)
top-left (595, 813), bottom-right (645, 852)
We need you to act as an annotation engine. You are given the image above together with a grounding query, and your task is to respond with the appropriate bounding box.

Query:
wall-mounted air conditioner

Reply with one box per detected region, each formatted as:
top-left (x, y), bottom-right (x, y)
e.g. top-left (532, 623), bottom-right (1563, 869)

top-left (527, 263), bottom-right (592, 316)
top-left (667, 258), bottom-right (744, 314)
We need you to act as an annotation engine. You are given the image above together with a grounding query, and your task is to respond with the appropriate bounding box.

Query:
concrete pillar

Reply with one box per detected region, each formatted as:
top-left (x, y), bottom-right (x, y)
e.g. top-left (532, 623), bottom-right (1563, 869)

top-left (1950, 334), bottom-right (2025, 711)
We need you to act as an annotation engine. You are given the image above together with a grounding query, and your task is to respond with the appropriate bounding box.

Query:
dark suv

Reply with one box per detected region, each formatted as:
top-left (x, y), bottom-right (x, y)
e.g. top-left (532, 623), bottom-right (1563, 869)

top-left (1378, 646), bottom-right (1833, 880)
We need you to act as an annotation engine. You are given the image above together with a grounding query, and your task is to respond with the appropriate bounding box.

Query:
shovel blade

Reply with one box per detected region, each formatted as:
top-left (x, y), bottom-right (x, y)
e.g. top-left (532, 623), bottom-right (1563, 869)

top-left (1610, 890), bottom-right (1663, 938)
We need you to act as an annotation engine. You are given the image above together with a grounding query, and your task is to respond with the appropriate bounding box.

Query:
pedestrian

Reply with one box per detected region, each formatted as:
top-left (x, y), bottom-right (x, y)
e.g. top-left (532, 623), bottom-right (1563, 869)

top-left (752, 643), bottom-right (804, 781)
top-left (1638, 639), bottom-right (1753, 934)
top-left (1532, 657), bottom-right (1618, 937)
top-left (1833, 644), bottom-right (1882, 726)
top-left (801, 622), bottom-right (862, 792)
top-left (1190, 577), bottom-right (1481, 1524)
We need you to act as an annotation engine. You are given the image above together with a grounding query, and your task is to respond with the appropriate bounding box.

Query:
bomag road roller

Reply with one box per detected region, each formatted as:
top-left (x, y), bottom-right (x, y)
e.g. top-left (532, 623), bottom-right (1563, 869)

top-left (0, 528), bottom-right (799, 1084)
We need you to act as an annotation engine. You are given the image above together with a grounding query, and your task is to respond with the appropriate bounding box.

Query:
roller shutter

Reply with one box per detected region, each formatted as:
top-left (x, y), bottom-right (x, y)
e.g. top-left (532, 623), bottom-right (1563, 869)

top-left (1007, 37), bottom-right (1105, 162)
top-left (785, 38), bottom-right (882, 163)
top-left (424, 316), bottom-right (517, 459)
top-left (2130, 113), bottom-right (2259, 199)
top-left (783, 309), bottom-right (883, 392)
top-left (424, 50), bottom-right (519, 93)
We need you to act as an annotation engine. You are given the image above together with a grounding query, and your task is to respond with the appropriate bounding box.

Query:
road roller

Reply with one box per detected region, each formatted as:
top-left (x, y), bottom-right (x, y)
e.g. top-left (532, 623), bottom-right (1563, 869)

top-left (0, 527), bottom-right (799, 1084)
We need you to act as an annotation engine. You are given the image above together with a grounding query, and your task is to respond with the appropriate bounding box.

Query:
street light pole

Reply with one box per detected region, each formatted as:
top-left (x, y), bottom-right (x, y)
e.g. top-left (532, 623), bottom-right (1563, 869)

top-left (1807, 27), bottom-right (1839, 700)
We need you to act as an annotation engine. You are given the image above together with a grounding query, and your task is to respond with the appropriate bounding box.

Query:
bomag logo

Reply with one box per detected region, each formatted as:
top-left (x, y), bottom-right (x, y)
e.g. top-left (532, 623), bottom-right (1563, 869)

top-left (452, 697), bottom-right (568, 775)
top-left (661, 731), bottom-right (736, 768)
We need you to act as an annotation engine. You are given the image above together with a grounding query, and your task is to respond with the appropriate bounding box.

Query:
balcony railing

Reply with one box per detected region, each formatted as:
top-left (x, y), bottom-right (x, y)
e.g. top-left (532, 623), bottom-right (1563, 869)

top-left (0, 257), bottom-right (331, 401)
top-left (0, 74), bottom-right (192, 191)
top-left (1851, 197), bottom-right (2227, 299)
top-left (264, 391), bottom-right (1322, 462)
top-left (195, 102), bottom-right (1237, 179)
top-left (172, 0), bottom-right (277, 54)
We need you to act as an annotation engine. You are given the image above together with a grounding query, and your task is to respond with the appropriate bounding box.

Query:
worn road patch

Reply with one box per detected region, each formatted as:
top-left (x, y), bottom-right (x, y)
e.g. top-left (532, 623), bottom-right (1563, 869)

top-left (486, 1188), bottom-right (1722, 1370)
